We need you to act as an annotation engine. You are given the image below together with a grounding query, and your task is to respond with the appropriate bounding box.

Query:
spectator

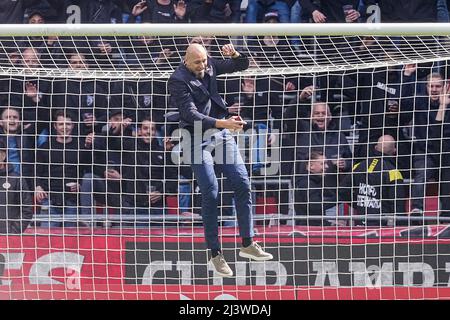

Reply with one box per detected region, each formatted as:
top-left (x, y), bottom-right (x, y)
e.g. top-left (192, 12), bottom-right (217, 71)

top-left (188, 0), bottom-right (242, 23)
top-left (35, 110), bottom-right (91, 227)
top-left (47, 0), bottom-right (123, 23)
top-left (79, 108), bottom-right (134, 225)
top-left (22, 9), bottom-right (64, 68)
top-left (299, 0), bottom-right (362, 64)
top-left (52, 51), bottom-right (108, 133)
top-left (0, 107), bottom-right (36, 191)
top-left (300, 0), bottom-right (361, 23)
top-left (0, 0), bottom-right (41, 24)
top-left (4, 47), bottom-right (52, 142)
top-left (294, 150), bottom-right (342, 226)
top-left (125, 35), bottom-right (182, 70)
top-left (128, 0), bottom-right (188, 58)
top-left (292, 102), bottom-right (352, 175)
top-left (343, 63), bottom-right (416, 170)
top-left (0, 139), bottom-right (34, 234)
top-left (0, 0), bottom-right (45, 66)
top-left (410, 72), bottom-right (450, 221)
top-left (121, 116), bottom-right (179, 225)
top-left (237, 75), bottom-right (281, 175)
top-left (129, 0), bottom-right (188, 23)
top-left (437, 80), bottom-right (450, 222)
top-left (245, 0), bottom-right (291, 23)
top-left (249, 11), bottom-right (298, 68)
top-left (341, 135), bottom-right (408, 226)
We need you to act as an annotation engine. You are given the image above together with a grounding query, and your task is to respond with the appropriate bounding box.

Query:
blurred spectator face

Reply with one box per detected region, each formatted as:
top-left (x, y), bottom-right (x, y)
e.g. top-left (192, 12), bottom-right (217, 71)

top-left (138, 35), bottom-right (156, 45)
top-left (190, 36), bottom-right (212, 47)
top-left (241, 77), bottom-right (256, 94)
top-left (311, 103), bottom-right (331, 130)
top-left (109, 113), bottom-right (123, 126)
top-left (22, 47), bottom-right (40, 68)
top-left (69, 53), bottom-right (88, 70)
top-left (139, 120), bottom-right (156, 144)
top-left (308, 154), bottom-right (328, 174)
top-left (0, 141), bottom-right (6, 167)
top-left (28, 13), bottom-right (45, 24)
top-left (376, 135), bottom-right (397, 156)
top-left (0, 148), bottom-right (5, 164)
top-left (97, 41), bottom-right (112, 55)
top-left (184, 44), bottom-right (208, 79)
top-left (0, 108), bottom-right (21, 134)
top-left (264, 12), bottom-right (279, 23)
top-left (427, 76), bottom-right (444, 102)
top-left (7, 51), bottom-right (21, 66)
top-left (54, 115), bottom-right (74, 138)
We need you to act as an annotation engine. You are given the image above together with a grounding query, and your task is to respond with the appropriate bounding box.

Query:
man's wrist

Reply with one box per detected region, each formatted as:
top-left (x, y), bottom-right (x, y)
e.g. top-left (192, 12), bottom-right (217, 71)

top-left (215, 119), bottom-right (224, 128)
top-left (231, 51), bottom-right (240, 59)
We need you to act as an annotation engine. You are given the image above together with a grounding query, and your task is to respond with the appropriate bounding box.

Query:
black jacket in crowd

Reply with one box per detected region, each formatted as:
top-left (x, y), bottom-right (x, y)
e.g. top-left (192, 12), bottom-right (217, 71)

top-left (52, 78), bottom-right (109, 123)
top-left (47, 0), bottom-right (124, 23)
top-left (413, 96), bottom-right (449, 156)
top-left (0, 0), bottom-right (40, 24)
top-left (344, 66), bottom-right (415, 138)
top-left (0, 165), bottom-right (34, 234)
top-left (294, 119), bottom-right (353, 174)
top-left (439, 104), bottom-right (450, 214)
top-left (340, 149), bottom-right (407, 226)
top-left (294, 172), bottom-right (337, 226)
top-left (188, 0), bottom-right (241, 23)
top-left (128, 0), bottom-right (187, 23)
top-left (122, 137), bottom-right (178, 208)
top-left (36, 136), bottom-right (91, 206)
top-left (4, 76), bottom-right (51, 136)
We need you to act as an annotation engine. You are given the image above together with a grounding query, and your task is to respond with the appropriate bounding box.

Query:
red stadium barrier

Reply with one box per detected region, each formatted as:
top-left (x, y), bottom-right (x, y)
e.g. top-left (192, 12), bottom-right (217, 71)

top-left (1, 226), bottom-right (450, 300)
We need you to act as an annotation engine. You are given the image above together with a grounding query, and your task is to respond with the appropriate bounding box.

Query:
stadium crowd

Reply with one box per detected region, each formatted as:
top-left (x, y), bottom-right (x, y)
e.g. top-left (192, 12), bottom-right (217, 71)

top-left (0, 0), bottom-right (450, 233)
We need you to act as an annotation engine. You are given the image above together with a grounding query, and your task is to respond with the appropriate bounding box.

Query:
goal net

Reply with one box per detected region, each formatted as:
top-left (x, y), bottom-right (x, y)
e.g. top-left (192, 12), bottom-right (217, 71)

top-left (1, 23), bottom-right (450, 301)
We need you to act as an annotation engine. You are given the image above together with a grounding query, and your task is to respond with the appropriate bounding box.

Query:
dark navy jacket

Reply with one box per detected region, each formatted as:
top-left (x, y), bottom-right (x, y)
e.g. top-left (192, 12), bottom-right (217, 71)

top-left (168, 53), bottom-right (249, 133)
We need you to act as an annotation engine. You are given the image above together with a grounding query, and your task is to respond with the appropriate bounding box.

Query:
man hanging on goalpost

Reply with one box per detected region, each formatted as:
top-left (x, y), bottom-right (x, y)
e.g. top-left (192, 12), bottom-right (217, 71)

top-left (168, 42), bottom-right (273, 277)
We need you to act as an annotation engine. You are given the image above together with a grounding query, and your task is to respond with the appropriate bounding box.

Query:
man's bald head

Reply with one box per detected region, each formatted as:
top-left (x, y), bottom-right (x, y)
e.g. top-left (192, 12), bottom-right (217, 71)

top-left (375, 135), bottom-right (397, 156)
top-left (184, 43), bottom-right (208, 79)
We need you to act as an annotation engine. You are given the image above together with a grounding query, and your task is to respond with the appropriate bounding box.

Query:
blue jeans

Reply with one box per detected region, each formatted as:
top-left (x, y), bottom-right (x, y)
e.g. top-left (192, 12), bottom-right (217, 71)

top-left (411, 154), bottom-right (438, 211)
top-left (220, 178), bottom-right (238, 227)
top-left (251, 123), bottom-right (269, 173)
top-left (245, 0), bottom-right (291, 23)
top-left (40, 198), bottom-right (78, 228)
top-left (290, 1), bottom-right (301, 47)
top-left (124, 207), bottom-right (166, 227)
top-left (178, 178), bottom-right (192, 213)
top-left (190, 129), bottom-right (254, 250)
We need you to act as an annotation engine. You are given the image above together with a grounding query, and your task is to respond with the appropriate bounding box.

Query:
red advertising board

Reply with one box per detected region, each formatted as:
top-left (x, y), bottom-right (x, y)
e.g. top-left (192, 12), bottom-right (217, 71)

top-left (1, 226), bottom-right (450, 300)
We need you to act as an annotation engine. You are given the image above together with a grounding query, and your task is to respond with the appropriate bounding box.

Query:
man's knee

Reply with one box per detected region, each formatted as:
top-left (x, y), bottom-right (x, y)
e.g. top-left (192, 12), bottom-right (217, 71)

top-left (234, 178), bottom-right (251, 196)
top-left (202, 183), bottom-right (219, 201)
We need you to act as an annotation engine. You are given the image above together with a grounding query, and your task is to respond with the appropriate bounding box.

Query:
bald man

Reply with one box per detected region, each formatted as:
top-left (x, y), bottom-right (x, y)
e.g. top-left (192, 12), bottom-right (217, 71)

top-left (342, 134), bottom-right (408, 226)
top-left (168, 43), bottom-right (272, 278)
top-left (374, 134), bottom-right (397, 156)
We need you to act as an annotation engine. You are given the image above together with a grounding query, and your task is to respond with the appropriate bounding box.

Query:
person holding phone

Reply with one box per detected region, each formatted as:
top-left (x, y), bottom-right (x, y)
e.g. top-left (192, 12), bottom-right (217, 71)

top-left (168, 43), bottom-right (273, 278)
